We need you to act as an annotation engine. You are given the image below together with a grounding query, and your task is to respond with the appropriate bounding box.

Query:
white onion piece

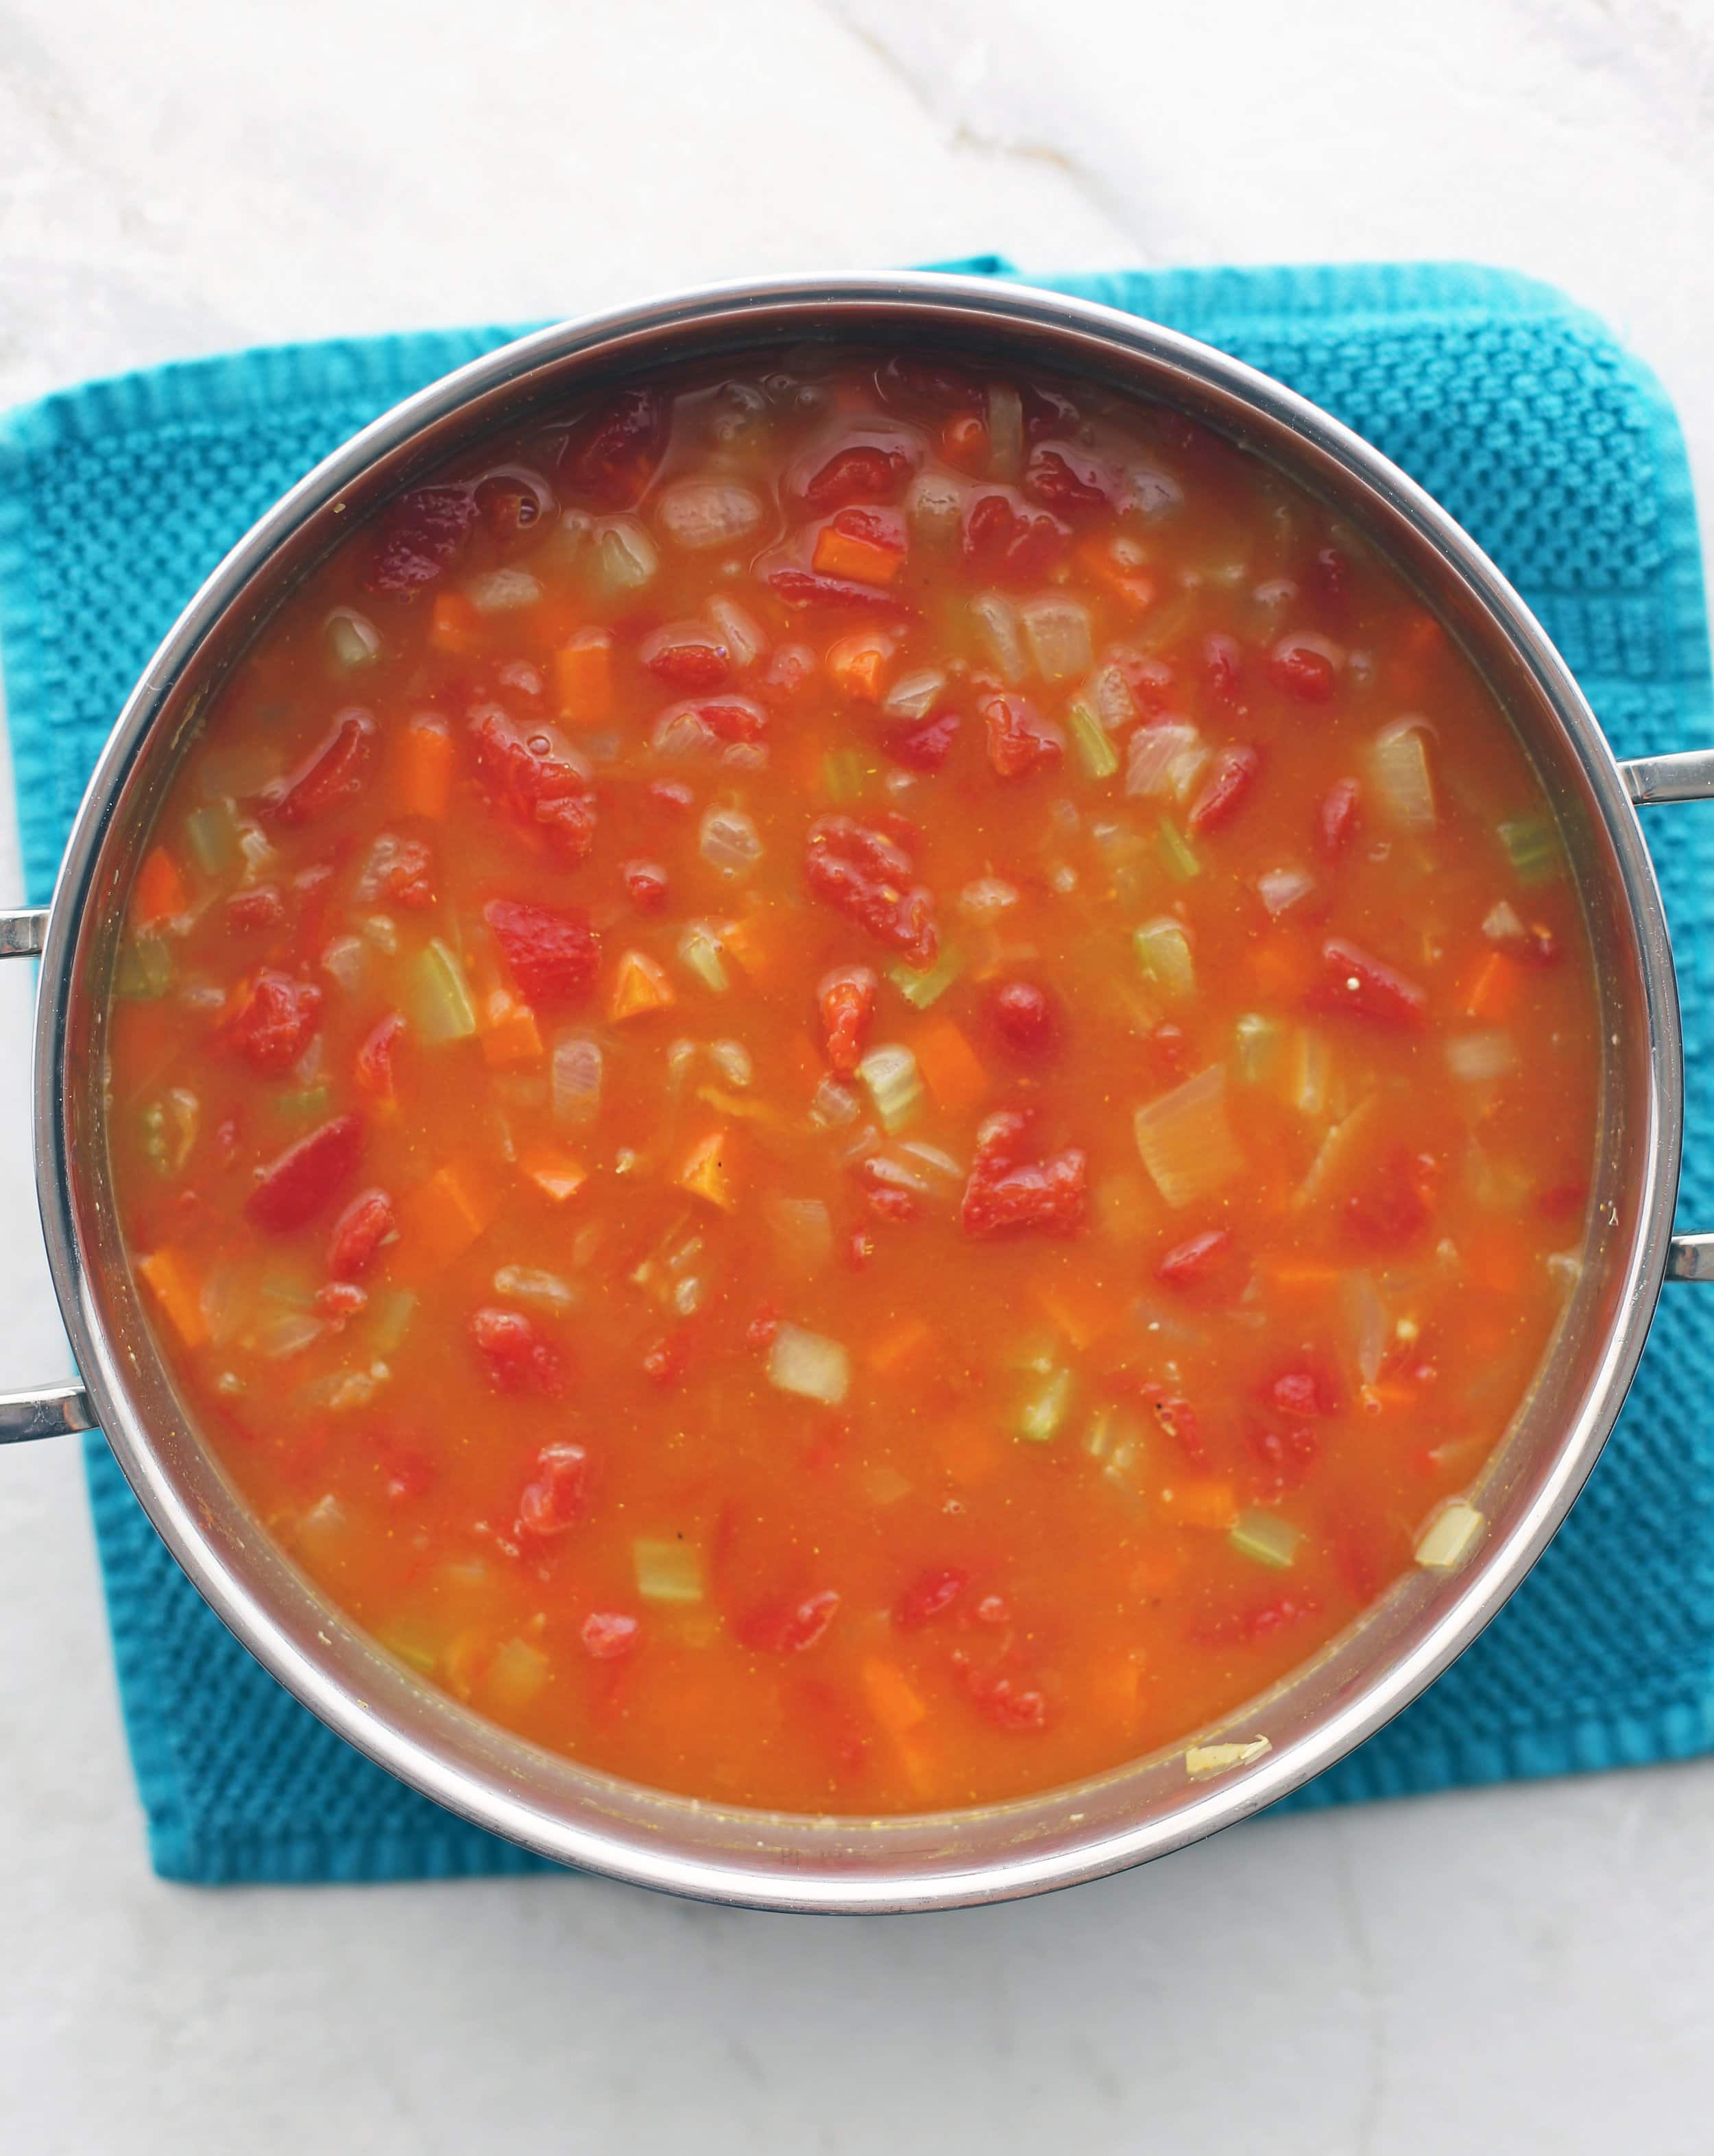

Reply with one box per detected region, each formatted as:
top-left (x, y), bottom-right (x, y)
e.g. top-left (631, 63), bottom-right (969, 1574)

top-left (764, 1196), bottom-right (834, 1275)
top-left (1126, 466), bottom-right (1183, 522)
top-left (552, 1034), bottom-right (603, 1125)
top-left (1482, 899), bottom-right (1525, 943)
top-left (594, 520), bottom-right (658, 590)
top-left (1020, 594), bottom-right (1094, 683)
top-left (1344, 1270), bottom-right (1387, 1388)
top-left (705, 596), bottom-right (767, 670)
top-left (1369, 717), bottom-right (1437, 831)
top-left (1446, 1030), bottom-right (1518, 1082)
top-left (809, 1076), bottom-right (860, 1129)
top-left (1125, 718), bottom-right (1204, 800)
top-left (655, 481), bottom-right (764, 551)
top-left (699, 806), bottom-right (762, 878)
top-left (1255, 865), bottom-right (1315, 917)
top-left (767, 1323), bottom-right (850, 1406)
top-left (464, 568), bottom-right (542, 614)
top-left (884, 667), bottom-right (947, 720)
top-left (971, 592), bottom-right (1025, 683)
top-left (1087, 662), bottom-right (1137, 730)
top-left (707, 1039), bottom-right (753, 1088)
top-left (958, 877), bottom-right (1019, 923)
top-left (324, 607), bottom-right (382, 670)
top-left (906, 468), bottom-right (963, 540)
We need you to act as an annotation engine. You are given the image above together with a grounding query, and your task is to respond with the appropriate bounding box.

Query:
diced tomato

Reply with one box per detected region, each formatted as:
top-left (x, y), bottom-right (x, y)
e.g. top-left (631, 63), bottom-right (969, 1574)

top-left (225, 970), bottom-right (322, 1075)
top-left (642, 621), bottom-right (731, 692)
top-left (622, 860), bottom-right (669, 911)
top-left (1155, 1227), bottom-right (1232, 1289)
top-left (1266, 1365), bottom-right (1341, 1419)
top-left (1246, 1422), bottom-right (1320, 1501)
top-left (327, 1188), bottom-right (396, 1280)
top-left (967, 1669), bottom-right (1048, 1732)
top-left (764, 564), bottom-right (913, 616)
top-left (245, 1115), bottom-right (364, 1233)
top-left (961, 1109), bottom-right (1087, 1238)
top-left (470, 1307), bottom-right (564, 1396)
top-left (559, 387), bottom-right (666, 508)
top-left (315, 1280), bottom-right (368, 1322)
top-left (799, 440), bottom-right (914, 510)
top-left (1147, 1021), bottom-right (1189, 1081)
top-left (516, 1442), bottom-right (590, 1538)
top-left (804, 816), bottom-right (937, 965)
top-left (818, 965), bottom-right (878, 1076)
top-left (642, 1327), bottom-right (694, 1388)
top-left (988, 979), bottom-right (1061, 1058)
top-left (226, 885), bottom-right (285, 934)
top-left (484, 898), bottom-right (600, 1008)
top-left (647, 777), bottom-right (696, 817)
top-left (982, 693), bottom-right (1063, 779)
top-left (1317, 777), bottom-right (1362, 860)
top-left (1268, 638), bottom-right (1337, 703)
top-left (357, 832), bottom-right (435, 911)
top-left (745, 1301), bottom-right (782, 1350)
top-left (1345, 1147), bottom-right (1438, 1249)
top-left (1187, 744), bottom-right (1262, 834)
top-left (365, 484), bottom-right (477, 596)
top-left (1312, 936), bottom-right (1428, 1027)
top-left (962, 490), bottom-right (1072, 583)
top-left (1146, 1389), bottom-right (1204, 1466)
top-left (261, 708), bottom-right (378, 826)
top-left (353, 1012), bottom-right (406, 1104)
top-left (858, 1157), bottom-right (920, 1224)
top-left (1203, 633), bottom-right (1242, 700)
top-left (893, 1566), bottom-right (967, 1630)
top-left (581, 1610), bottom-right (638, 1660)
top-left (740, 1588), bottom-right (843, 1654)
top-left (1022, 442), bottom-right (1114, 522)
top-left (889, 710), bottom-right (960, 771)
top-left (468, 702), bottom-right (597, 862)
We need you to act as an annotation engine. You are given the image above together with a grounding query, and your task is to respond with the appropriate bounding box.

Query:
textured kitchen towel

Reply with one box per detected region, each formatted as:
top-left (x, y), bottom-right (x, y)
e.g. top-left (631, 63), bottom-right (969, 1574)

top-left (2, 258), bottom-right (1712, 1885)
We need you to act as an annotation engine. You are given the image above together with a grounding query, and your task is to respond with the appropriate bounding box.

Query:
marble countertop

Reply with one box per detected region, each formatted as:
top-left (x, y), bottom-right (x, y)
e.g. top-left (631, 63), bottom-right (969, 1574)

top-left (4, 2), bottom-right (1713, 2149)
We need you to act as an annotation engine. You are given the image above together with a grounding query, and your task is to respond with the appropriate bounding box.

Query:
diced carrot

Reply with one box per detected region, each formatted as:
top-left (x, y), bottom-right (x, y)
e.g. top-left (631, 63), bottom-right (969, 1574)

top-left (812, 524), bottom-right (902, 588)
top-left (1073, 535), bottom-right (1157, 614)
top-left (868, 1317), bottom-right (932, 1375)
top-left (678, 1129), bottom-right (738, 1213)
top-left (938, 1418), bottom-right (1002, 1485)
top-left (1035, 1279), bottom-right (1115, 1353)
top-left (132, 845), bottom-right (188, 927)
top-left (1246, 930), bottom-right (1317, 1004)
top-left (136, 1248), bottom-right (206, 1348)
top-left (825, 631), bottom-right (894, 703)
top-left (860, 1656), bottom-right (928, 1737)
top-left (430, 592), bottom-right (481, 654)
top-left (608, 948), bottom-right (675, 1022)
top-left (555, 628), bottom-right (613, 725)
top-left (479, 990), bottom-right (543, 1069)
top-left (1461, 949), bottom-right (1521, 1024)
top-left (521, 1149), bottom-right (587, 1203)
top-left (1164, 1477), bottom-right (1238, 1531)
top-left (397, 714), bottom-right (456, 819)
top-left (912, 1017), bottom-right (988, 1117)
top-left (719, 910), bottom-right (789, 984)
top-left (402, 1156), bottom-right (497, 1268)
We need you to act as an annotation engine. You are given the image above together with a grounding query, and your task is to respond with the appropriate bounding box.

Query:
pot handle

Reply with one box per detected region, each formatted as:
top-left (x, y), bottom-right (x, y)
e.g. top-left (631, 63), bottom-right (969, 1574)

top-left (1621, 753), bottom-right (1714, 1283)
top-left (0, 906), bottom-right (97, 1442)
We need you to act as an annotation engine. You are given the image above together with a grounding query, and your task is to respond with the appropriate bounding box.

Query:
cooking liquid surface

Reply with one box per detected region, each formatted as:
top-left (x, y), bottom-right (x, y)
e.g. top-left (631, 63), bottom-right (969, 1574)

top-left (106, 350), bottom-right (1599, 1813)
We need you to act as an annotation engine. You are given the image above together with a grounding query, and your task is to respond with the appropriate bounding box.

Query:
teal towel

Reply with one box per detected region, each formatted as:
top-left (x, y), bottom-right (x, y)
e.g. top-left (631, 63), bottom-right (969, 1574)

top-left (2, 259), bottom-right (1711, 1885)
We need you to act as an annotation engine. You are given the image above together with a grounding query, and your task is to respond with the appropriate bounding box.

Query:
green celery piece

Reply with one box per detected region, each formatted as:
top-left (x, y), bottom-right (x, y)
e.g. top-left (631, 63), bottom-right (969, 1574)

top-left (1229, 1508), bottom-right (1301, 1569)
top-left (368, 1290), bottom-right (418, 1355)
top-left (889, 947), bottom-right (962, 1010)
top-left (114, 935), bottom-right (172, 1001)
top-left (409, 939), bottom-right (477, 1044)
top-left (1497, 814), bottom-right (1560, 886)
top-left (183, 800), bottom-right (239, 877)
top-left (821, 748), bottom-right (873, 804)
top-left (633, 1537), bottom-right (705, 1604)
top-left (273, 1085), bottom-right (333, 1122)
top-left (1157, 816), bottom-right (1200, 882)
top-left (1067, 698), bottom-right (1120, 781)
top-left (1017, 1367), bottom-right (1074, 1443)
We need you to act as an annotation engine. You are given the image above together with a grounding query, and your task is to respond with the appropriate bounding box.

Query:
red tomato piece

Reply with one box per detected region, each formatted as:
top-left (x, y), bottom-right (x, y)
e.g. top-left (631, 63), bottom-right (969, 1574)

top-left (740, 1588), bottom-right (842, 1654)
top-left (888, 710), bottom-right (960, 772)
top-left (353, 1012), bottom-right (405, 1104)
top-left (642, 1327), bottom-right (694, 1389)
top-left (470, 1307), bottom-right (564, 1397)
top-left (893, 1566), bottom-right (967, 1630)
top-left (962, 489), bottom-right (1072, 583)
top-left (800, 441), bottom-right (914, 510)
top-left (1155, 1227), bottom-right (1233, 1289)
top-left (245, 1115), bottom-right (364, 1233)
top-left (226, 885), bottom-right (285, 934)
top-left (858, 1156), bottom-right (920, 1224)
top-left (357, 832), bottom-right (435, 911)
top-left (326, 1188), bottom-right (396, 1280)
top-left (745, 1302), bottom-right (782, 1350)
top-left (622, 860), bottom-right (669, 911)
top-left (1187, 744), bottom-right (1262, 834)
top-left (1147, 1021), bottom-right (1189, 1081)
top-left (764, 566), bottom-right (913, 616)
top-left (559, 387), bottom-right (666, 507)
top-left (1022, 441), bottom-right (1115, 522)
top-left (967, 1669), bottom-right (1048, 1732)
top-left (1203, 633), bottom-right (1243, 700)
top-left (1312, 936), bottom-right (1429, 1027)
top-left (988, 979), bottom-right (1061, 1058)
top-left (642, 622), bottom-right (732, 692)
top-left (1268, 638), bottom-right (1337, 703)
top-left (961, 1109), bottom-right (1087, 1238)
top-left (804, 816), bottom-right (937, 965)
top-left (1266, 1366), bottom-right (1340, 1418)
top-left (1345, 1148), bottom-right (1437, 1249)
top-left (982, 693), bottom-right (1064, 779)
top-left (261, 709), bottom-right (378, 827)
top-left (226, 969), bottom-right (322, 1075)
top-left (468, 703), bottom-right (597, 862)
top-left (1246, 1422), bottom-right (1320, 1501)
top-left (1318, 776), bottom-right (1362, 860)
top-left (1146, 1389), bottom-right (1204, 1466)
top-left (647, 777), bottom-right (696, 817)
top-left (516, 1442), bottom-right (590, 1538)
top-left (484, 898), bottom-right (600, 1008)
top-left (365, 484), bottom-right (477, 596)
top-left (819, 965), bottom-right (878, 1076)
top-left (581, 1610), bottom-right (638, 1660)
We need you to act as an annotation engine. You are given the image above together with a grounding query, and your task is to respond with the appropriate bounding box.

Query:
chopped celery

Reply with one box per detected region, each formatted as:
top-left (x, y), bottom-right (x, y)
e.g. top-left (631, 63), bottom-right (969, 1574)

top-left (632, 1537), bottom-right (705, 1604)
top-left (1016, 1366), bottom-right (1074, 1442)
top-left (678, 921), bottom-right (729, 992)
top-left (767, 1322), bottom-right (851, 1406)
top-left (183, 800), bottom-right (239, 877)
top-left (114, 934), bottom-right (172, 1001)
top-left (273, 1085), bottom-right (333, 1122)
top-left (1234, 1012), bottom-right (1281, 1084)
top-left (889, 946), bottom-right (962, 1010)
top-left (1230, 1508), bottom-right (1301, 1568)
top-left (1084, 1403), bottom-right (1144, 1488)
top-left (1289, 1028), bottom-right (1331, 1118)
top-left (485, 1636), bottom-right (549, 1711)
top-left (971, 592), bottom-right (1026, 683)
top-left (1157, 816), bottom-right (1200, 882)
top-left (141, 1089), bottom-right (198, 1174)
top-left (408, 940), bottom-right (477, 1044)
top-left (987, 383), bottom-right (1024, 481)
top-left (367, 1289), bottom-right (418, 1354)
top-left (822, 747), bottom-right (874, 804)
top-left (857, 1043), bottom-right (922, 1133)
top-left (1133, 917), bottom-right (1195, 1003)
top-left (1497, 814), bottom-right (1560, 885)
top-left (1067, 697), bottom-right (1120, 780)
top-left (1134, 1064), bottom-right (1243, 1208)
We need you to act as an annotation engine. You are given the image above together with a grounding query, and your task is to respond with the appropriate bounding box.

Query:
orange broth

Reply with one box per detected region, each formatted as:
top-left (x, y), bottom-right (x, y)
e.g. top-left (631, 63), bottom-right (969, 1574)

top-left (105, 350), bottom-right (1599, 1813)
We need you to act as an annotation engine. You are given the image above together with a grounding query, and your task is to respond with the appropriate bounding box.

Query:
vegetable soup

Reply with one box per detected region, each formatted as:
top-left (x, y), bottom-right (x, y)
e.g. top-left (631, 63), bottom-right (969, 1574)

top-left (107, 348), bottom-right (1599, 1813)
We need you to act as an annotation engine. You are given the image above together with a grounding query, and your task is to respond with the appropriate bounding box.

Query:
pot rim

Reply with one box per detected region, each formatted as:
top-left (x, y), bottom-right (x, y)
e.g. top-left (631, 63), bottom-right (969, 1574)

top-left (29, 270), bottom-right (1685, 1911)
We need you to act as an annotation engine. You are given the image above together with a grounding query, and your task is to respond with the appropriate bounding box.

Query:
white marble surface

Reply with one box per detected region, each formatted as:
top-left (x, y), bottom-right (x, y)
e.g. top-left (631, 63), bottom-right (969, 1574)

top-left (3, 3), bottom-right (1714, 2149)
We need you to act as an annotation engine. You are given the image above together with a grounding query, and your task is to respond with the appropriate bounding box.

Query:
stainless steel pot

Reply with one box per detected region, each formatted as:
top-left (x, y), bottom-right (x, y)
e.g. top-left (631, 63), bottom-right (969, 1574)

top-left (4, 271), bottom-right (1711, 1912)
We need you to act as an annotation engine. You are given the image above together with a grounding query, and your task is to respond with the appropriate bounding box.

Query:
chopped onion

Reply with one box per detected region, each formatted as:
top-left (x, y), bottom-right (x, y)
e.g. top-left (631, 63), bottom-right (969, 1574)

top-left (1126, 465), bottom-right (1184, 523)
top-left (1125, 718), bottom-right (1207, 801)
top-left (895, 1139), bottom-right (963, 1191)
top-left (883, 667), bottom-right (947, 721)
top-left (1133, 1064), bottom-right (1244, 1208)
top-left (253, 1312), bottom-right (326, 1359)
top-left (1133, 916), bottom-right (1195, 1002)
top-left (1482, 899), bottom-right (1525, 944)
top-left (857, 1043), bottom-right (923, 1133)
top-left (1446, 1030), bottom-right (1518, 1082)
top-left (1289, 1028), bottom-right (1331, 1119)
top-left (1547, 1249), bottom-right (1583, 1295)
top-left (494, 1265), bottom-right (577, 1312)
top-left (594, 519), bottom-right (659, 591)
top-left (655, 481), bottom-right (763, 552)
top-left (464, 567), bottom-right (542, 614)
top-left (1233, 1012), bottom-right (1281, 1085)
top-left (1230, 1509), bottom-right (1300, 1568)
top-left (809, 1076), bottom-right (860, 1129)
top-left (705, 596), bottom-right (767, 669)
top-left (706, 1038), bottom-right (752, 1089)
top-left (1020, 594), bottom-right (1094, 683)
top-left (1295, 1093), bottom-right (1377, 1207)
top-left (1087, 662), bottom-right (1137, 730)
top-left (1369, 716), bottom-right (1437, 831)
top-left (1255, 864), bottom-right (1314, 917)
top-left (666, 1038), bottom-right (698, 1096)
top-left (767, 1322), bottom-right (851, 1407)
top-left (633, 1537), bottom-right (704, 1603)
top-left (971, 592), bottom-right (1026, 683)
top-left (651, 703), bottom-right (719, 759)
top-left (958, 877), bottom-right (1019, 923)
top-left (551, 1034), bottom-right (603, 1126)
top-left (324, 607), bottom-right (382, 670)
top-left (699, 806), bottom-right (762, 879)
top-left (678, 921), bottom-right (729, 991)
top-left (1344, 1270), bottom-right (1387, 1387)
top-left (764, 1196), bottom-right (834, 1275)
top-left (319, 935), bottom-right (366, 993)
top-left (906, 468), bottom-right (963, 540)
top-left (1414, 1498), bottom-right (1485, 1571)
top-left (987, 383), bottom-right (1024, 481)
